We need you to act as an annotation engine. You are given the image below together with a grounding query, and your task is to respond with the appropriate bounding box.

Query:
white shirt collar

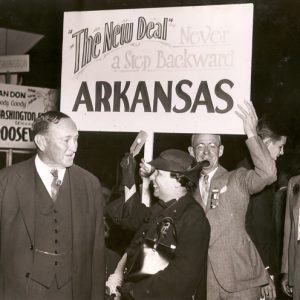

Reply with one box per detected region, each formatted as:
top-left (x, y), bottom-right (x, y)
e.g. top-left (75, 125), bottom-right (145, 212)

top-left (35, 155), bottom-right (66, 196)
top-left (201, 166), bottom-right (218, 182)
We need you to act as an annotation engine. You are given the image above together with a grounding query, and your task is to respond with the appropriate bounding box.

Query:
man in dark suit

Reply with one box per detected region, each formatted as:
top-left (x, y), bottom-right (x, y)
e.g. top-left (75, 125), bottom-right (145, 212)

top-left (237, 117), bottom-right (287, 299)
top-left (0, 111), bottom-right (105, 299)
top-left (188, 102), bottom-right (277, 299)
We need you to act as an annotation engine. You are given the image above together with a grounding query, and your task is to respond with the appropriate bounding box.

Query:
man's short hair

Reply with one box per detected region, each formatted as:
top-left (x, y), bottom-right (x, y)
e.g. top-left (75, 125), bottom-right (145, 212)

top-left (31, 111), bottom-right (70, 137)
top-left (256, 117), bottom-right (286, 142)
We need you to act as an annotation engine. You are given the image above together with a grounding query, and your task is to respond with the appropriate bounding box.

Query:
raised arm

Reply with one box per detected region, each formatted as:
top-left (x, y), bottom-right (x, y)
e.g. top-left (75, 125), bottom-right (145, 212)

top-left (106, 153), bottom-right (150, 232)
top-left (236, 101), bottom-right (277, 194)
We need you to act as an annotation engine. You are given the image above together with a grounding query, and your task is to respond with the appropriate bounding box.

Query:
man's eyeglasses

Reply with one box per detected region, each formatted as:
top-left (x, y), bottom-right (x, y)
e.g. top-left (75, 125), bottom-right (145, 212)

top-left (193, 143), bottom-right (220, 152)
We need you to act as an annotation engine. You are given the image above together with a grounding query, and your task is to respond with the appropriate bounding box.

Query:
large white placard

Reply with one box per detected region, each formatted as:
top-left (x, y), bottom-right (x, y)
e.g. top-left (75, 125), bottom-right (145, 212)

top-left (0, 84), bottom-right (58, 148)
top-left (61, 4), bottom-right (253, 134)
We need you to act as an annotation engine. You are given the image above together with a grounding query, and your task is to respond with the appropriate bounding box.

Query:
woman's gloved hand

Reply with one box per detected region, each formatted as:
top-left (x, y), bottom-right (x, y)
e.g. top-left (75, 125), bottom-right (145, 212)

top-left (120, 153), bottom-right (136, 189)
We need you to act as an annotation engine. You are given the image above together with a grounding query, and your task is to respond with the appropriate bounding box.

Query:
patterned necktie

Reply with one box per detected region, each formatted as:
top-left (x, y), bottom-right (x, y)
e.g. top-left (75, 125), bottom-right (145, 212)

top-left (50, 169), bottom-right (61, 201)
top-left (200, 174), bottom-right (209, 207)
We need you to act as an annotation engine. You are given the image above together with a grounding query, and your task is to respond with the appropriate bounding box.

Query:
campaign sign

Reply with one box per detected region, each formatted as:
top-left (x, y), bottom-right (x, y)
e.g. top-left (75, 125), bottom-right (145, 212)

top-left (61, 4), bottom-right (253, 134)
top-left (0, 84), bottom-right (58, 148)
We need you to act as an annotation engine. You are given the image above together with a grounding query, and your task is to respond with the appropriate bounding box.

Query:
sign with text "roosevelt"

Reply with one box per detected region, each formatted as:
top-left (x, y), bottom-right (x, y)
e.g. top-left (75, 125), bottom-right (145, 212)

top-left (0, 84), bottom-right (58, 149)
top-left (61, 4), bottom-right (253, 134)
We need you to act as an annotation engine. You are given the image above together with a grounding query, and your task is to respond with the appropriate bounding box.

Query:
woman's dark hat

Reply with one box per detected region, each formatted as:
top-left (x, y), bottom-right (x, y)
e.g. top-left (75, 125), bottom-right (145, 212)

top-left (149, 149), bottom-right (209, 183)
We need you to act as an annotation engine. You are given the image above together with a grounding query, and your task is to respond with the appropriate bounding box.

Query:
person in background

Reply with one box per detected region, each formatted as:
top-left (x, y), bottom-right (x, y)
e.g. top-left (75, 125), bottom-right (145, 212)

top-left (281, 172), bottom-right (300, 299)
top-left (0, 111), bottom-right (105, 300)
top-left (107, 149), bottom-right (210, 300)
top-left (237, 117), bottom-right (287, 299)
top-left (186, 101), bottom-right (277, 300)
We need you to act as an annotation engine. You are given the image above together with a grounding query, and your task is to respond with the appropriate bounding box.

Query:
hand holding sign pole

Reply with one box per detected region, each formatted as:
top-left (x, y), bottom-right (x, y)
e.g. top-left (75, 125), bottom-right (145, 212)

top-left (125, 130), bottom-right (153, 206)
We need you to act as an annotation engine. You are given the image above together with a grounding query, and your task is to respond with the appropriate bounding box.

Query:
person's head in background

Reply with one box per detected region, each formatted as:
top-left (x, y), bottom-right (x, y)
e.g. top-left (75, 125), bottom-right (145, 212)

top-left (257, 117), bottom-right (287, 161)
top-left (188, 134), bottom-right (224, 175)
top-left (32, 111), bottom-right (79, 169)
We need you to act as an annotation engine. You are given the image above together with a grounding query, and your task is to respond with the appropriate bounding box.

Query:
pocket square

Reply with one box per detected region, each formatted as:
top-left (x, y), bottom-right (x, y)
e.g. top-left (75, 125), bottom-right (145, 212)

top-left (220, 185), bottom-right (227, 194)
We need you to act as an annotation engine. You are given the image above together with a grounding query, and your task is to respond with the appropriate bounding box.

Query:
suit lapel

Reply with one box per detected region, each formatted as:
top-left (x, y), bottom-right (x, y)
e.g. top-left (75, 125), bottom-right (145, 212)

top-left (192, 182), bottom-right (204, 209)
top-left (193, 166), bottom-right (228, 212)
top-left (17, 157), bottom-right (36, 245)
top-left (207, 166), bottom-right (229, 211)
top-left (68, 166), bottom-right (89, 250)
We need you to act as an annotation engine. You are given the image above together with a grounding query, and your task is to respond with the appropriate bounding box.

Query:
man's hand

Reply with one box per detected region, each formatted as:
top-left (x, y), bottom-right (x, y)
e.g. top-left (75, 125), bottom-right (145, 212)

top-left (120, 153), bottom-right (136, 189)
top-left (139, 158), bottom-right (154, 178)
top-left (260, 276), bottom-right (276, 300)
top-left (235, 100), bottom-right (258, 138)
top-left (281, 273), bottom-right (293, 297)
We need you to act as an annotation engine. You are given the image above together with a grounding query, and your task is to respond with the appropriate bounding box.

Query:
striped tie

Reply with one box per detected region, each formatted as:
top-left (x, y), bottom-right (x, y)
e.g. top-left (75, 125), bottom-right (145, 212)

top-left (200, 174), bottom-right (209, 207)
top-left (50, 169), bottom-right (61, 201)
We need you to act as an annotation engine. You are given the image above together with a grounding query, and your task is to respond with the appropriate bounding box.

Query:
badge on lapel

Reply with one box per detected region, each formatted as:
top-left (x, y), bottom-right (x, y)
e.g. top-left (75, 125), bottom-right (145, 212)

top-left (210, 189), bottom-right (220, 209)
top-left (210, 186), bottom-right (227, 209)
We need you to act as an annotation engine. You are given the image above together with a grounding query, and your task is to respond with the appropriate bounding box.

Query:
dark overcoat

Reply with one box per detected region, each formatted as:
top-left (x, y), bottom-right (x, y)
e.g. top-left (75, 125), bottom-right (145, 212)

top-left (109, 192), bottom-right (210, 300)
top-left (0, 156), bottom-right (105, 300)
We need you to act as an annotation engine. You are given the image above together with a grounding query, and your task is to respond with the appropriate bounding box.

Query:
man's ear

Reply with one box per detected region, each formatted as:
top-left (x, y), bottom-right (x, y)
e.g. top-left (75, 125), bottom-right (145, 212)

top-left (188, 146), bottom-right (195, 158)
top-left (34, 134), bottom-right (47, 151)
top-left (218, 145), bottom-right (224, 158)
top-left (262, 137), bottom-right (272, 147)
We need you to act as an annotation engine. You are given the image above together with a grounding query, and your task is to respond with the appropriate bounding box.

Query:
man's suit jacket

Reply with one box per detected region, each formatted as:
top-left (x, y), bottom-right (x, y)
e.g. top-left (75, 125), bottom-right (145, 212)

top-left (193, 136), bottom-right (277, 292)
top-left (0, 156), bottom-right (105, 300)
top-left (281, 175), bottom-right (300, 286)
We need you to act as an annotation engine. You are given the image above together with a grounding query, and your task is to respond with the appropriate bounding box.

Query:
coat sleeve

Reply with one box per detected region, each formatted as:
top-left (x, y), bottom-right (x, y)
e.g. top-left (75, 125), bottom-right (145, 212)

top-left (106, 192), bottom-right (150, 232)
top-left (91, 180), bottom-right (106, 300)
top-left (281, 177), bottom-right (294, 275)
top-left (129, 208), bottom-right (210, 300)
top-left (243, 136), bottom-right (277, 195)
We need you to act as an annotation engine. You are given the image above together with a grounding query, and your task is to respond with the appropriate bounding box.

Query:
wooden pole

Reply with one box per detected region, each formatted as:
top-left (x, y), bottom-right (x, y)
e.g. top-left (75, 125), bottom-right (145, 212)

top-left (141, 131), bottom-right (154, 207)
top-left (6, 149), bottom-right (13, 166)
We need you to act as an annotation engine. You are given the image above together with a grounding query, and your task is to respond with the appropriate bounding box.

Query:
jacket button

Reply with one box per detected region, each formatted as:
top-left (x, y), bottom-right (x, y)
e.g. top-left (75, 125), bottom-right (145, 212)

top-left (25, 272), bottom-right (30, 278)
top-left (29, 245), bottom-right (33, 250)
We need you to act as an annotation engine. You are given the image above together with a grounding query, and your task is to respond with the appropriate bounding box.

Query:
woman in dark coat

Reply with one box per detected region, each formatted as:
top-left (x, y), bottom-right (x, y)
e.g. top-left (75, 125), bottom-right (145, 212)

top-left (107, 149), bottom-right (210, 300)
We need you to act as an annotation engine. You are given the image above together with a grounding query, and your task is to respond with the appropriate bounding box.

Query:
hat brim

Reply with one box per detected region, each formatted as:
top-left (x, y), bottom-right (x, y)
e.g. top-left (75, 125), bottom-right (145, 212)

top-left (149, 159), bottom-right (205, 183)
top-left (149, 157), bottom-right (184, 173)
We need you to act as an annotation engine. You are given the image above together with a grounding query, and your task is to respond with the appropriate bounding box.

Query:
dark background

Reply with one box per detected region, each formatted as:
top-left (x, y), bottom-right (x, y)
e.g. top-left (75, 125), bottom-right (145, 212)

top-left (0, 0), bottom-right (300, 187)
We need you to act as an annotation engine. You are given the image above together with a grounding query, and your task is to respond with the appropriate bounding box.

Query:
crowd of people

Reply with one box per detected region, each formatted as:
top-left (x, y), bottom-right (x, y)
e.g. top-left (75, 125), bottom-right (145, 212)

top-left (0, 104), bottom-right (299, 300)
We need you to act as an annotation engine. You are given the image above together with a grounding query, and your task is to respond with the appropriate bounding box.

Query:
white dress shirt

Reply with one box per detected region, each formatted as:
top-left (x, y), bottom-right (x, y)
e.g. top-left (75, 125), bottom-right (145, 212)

top-left (35, 155), bottom-right (66, 197)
